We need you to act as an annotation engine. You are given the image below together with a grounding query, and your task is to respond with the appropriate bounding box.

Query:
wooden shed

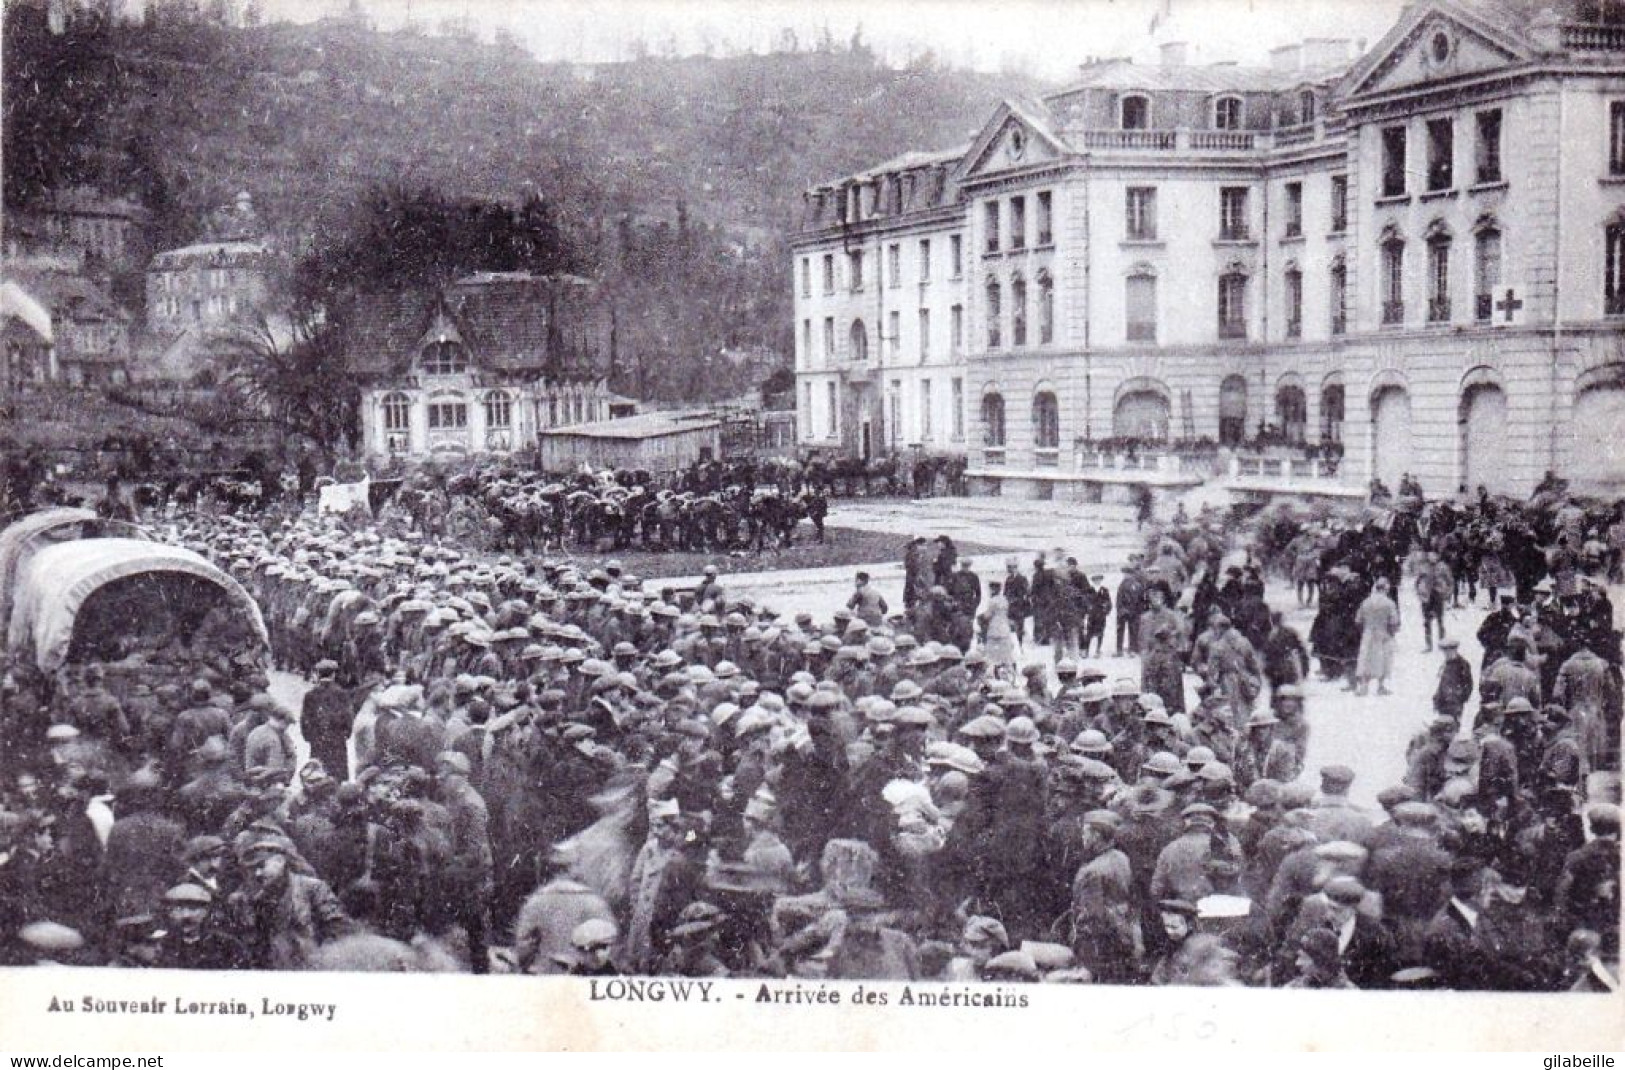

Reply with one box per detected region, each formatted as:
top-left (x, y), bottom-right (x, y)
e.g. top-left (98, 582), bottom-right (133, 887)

top-left (537, 410), bottom-right (722, 473)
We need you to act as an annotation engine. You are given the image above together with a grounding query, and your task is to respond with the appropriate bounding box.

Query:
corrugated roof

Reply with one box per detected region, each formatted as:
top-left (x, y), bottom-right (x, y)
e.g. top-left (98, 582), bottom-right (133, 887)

top-left (540, 410), bottom-right (719, 440)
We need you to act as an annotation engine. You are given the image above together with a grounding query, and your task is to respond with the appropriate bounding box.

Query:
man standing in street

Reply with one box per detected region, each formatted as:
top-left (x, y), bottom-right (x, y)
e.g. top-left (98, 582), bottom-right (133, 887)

top-left (1432, 638), bottom-right (1474, 723)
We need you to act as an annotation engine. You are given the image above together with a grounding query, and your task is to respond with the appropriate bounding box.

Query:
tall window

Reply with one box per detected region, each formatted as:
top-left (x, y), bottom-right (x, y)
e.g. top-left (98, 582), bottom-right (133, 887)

top-left (427, 400), bottom-right (468, 429)
top-left (982, 393), bottom-right (1007, 446)
top-left (849, 249), bottom-right (865, 291)
top-left (484, 391), bottom-right (513, 430)
top-left (986, 280), bottom-right (1002, 348)
top-left (1038, 272), bottom-right (1054, 344)
top-left (950, 234), bottom-right (964, 277)
top-left (920, 379), bottom-right (933, 442)
top-left (1121, 94), bottom-right (1149, 130)
top-left (1331, 174), bottom-right (1349, 232)
top-left (1218, 272), bottom-right (1247, 338)
top-left (823, 317), bottom-right (835, 360)
top-left (888, 244), bottom-right (901, 288)
top-left (950, 304), bottom-right (964, 352)
top-left (1427, 118), bottom-right (1454, 191)
top-left (801, 319), bottom-right (811, 365)
top-left (1475, 110), bottom-right (1502, 184)
top-left (918, 239), bottom-right (932, 282)
top-left (1299, 89), bottom-right (1317, 124)
top-left (1011, 275), bottom-right (1028, 346)
top-left (1033, 391), bottom-right (1060, 450)
top-left (984, 202), bottom-right (1001, 253)
top-left (1126, 273), bottom-right (1157, 342)
top-left (1220, 187), bottom-right (1249, 240)
top-left (1126, 187), bottom-right (1157, 240)
top-left (1382, 126), bottom-right (1408, 197)
top-left (1330, 258), bottom-right (1347, 335)
top-left (888, 382), bottom-right (901, 446)
top-left (421, 342), bottom-right (467, 375)
top-left (826, 381), bottom-right (838, 435)
top-left (1475, 228), bottom-right (1502, 321)
top-left (1010, 196), bottom-right (1026, 250)
top-left (952, 377), bottom-right (965, 439)
top-left (1382, 237), bottom-right (1406, 324)
top-left (1428, 236), bottom-right (1452, 322)
top-left (802, 382), bottom-right (812, 435)
top-left (849, 319), bottom-right (868, 361)
top-left (1284, 182), bottom-right (1303, 237)
top-left (382, 392), bottom-right (410, 433)
top-left (1285, 267), bottom-right (1303, 338)
top-left (918, 308), bottom-right (931, 360)
top-left (1214, 96), bottom-right (1243, 131)
top-left (800, 258), bottom-right (810, 297)
top-left (1036, 191), bottom-right (1053, 245)
top-left (1611, 102), bottom-right (1625, 176)
top-left (1607, 222), bottom-right (1625, 316)
top-left (888, 310), bottom-right (900, 355)
top-left (822, 254), bottom-right (835, 294)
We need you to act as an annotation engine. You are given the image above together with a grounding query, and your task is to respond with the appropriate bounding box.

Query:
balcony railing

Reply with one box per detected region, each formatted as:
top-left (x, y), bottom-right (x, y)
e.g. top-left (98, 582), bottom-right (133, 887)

top-left (1476, 293), bottom-right (1494, 321)
top-left (1563, 23), bottom-right (1625, 51)
top-left (1219, 225), bottom-right (1251, 241)
top-left (1034, 447), bottom-right (1060, 468)
top-left (1382, 300), bottom-right (1405, 325)
top-left (1082, 130), bottom-right (1178, 150)
top-left (1231, 454), bottom-right (1341, 483)
top-left (1427, 297), bottom-right (1452, 323)
top-left (1191, 131), bottom-right (1256, 151)
top-left (1218, 320), bottom-right (1248, 339)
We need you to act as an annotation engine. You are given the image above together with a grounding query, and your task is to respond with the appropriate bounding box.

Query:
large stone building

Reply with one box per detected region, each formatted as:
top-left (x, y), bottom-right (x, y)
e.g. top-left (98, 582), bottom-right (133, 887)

top-left (792, 0), bottom-right (1625, 499)
top-left (350, 271), bottom-right (625, 458)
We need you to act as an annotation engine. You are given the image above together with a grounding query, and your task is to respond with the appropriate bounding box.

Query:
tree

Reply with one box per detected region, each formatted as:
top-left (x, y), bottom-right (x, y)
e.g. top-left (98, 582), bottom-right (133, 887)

top-left (220, 313), bottom-right (361, 451)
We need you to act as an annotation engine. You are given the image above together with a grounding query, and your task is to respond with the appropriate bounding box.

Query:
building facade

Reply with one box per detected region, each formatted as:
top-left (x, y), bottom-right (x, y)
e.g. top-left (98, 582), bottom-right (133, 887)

top-left (350, 272), bottom-right (622, 458)
top-left (792, 0), bottom-right (1625, 498)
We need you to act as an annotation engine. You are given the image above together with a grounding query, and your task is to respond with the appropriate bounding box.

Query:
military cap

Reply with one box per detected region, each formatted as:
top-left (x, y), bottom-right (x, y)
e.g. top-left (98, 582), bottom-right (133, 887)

top-left (1110, 678), bottom-right (1139, 698)
top-left (1004, 716), bottom-right (1040, 745)
top-left (1313, 840), bottom-right (1368, 863)
top-left (1055, 658), bottom-right (1081, 676)
top-left (895, 705), bottom-right (934, 728)
top-left (1180, 802), bottom-right (1219, 824)
top-left (45, 724), bottom-right (81, 743)
top-left (890, 680), bottom-right (925, 702)
top-left (1503, 696), bottom-right (1536, 715)
top-left (1142, 751), bottom-right (1184, 777)
top-left (1184, 745), bottom-right (1216, 769)
top-left (926, 741), bottom-right (985, 775)
top-left (1319, 764), bottom-right (1356, 791)
top-left (1197, 761), bottom-right (1234, 783)
top-left (982, 950), bottom-right (1040, 981)
top-left (1323, 875), bottom-right (1367, 905)
top-left (957, 714), bottom-right (1008, 740)
top-left (1392, 801), bottom-right (1439, 828)
top-left (164, 883), bottom-right (214, 906)
top-left (1070, 729), bottom-right (1112, 755)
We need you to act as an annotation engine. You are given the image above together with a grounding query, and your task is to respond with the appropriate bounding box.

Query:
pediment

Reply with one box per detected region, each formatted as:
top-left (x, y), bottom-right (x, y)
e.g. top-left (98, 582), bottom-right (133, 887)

top-left (958, 104), bottom-right (1068, 181)
top-left (1345, 3), bottom-right (1530, 99)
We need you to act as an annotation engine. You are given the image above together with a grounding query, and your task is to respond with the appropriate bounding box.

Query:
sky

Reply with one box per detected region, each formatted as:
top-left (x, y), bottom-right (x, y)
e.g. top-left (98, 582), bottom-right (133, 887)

top-left (254, 0), bottom-right (1410, 80)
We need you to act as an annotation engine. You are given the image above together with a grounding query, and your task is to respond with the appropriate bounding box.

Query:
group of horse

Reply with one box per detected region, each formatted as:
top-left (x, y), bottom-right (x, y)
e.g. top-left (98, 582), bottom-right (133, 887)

top-left (391, 469), bottom-right (831, 554)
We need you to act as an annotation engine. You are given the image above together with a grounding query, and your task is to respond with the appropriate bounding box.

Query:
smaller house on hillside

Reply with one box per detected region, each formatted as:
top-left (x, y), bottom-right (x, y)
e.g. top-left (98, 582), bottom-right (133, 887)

top-left (350, 271), bottom-right (626, 458)
top-left (7, 270), bottom-right (132, 387)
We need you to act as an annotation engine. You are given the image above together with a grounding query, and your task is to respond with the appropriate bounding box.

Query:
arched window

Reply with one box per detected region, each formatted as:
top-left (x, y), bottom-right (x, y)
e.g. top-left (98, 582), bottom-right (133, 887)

top-left (421, 341), bottom-right (467, 375)
top-left (982, 392), bottom-right (1007, 446)
top-left (1033, 390), bottom-right (1060, 449)
top-left (1214, 96), bottom-right (1244, 131)
top-left (1382, 232), bottom-right (1406, 325)
top-left (985, 279), bottom-right (1002, 348)
top-left (381, 392), bottom-right (411, 432)
top-left (1011, 274), bottom-right (1028, 347)
top-left (1120, 94), bottom-right (1150, 130)
top-left (1321, 381), bottom-right (1345, 443)
top-left (1037, 271), bottom-right (1055, 344)
top-left (1276, 384), bottom-right (1307, 444)
top-left (484, 391), bottom-right (512, 430)
top-left (849, 319), bottom-right (868, 362)
top-left (1298, 89), bottom-right (1316, 125)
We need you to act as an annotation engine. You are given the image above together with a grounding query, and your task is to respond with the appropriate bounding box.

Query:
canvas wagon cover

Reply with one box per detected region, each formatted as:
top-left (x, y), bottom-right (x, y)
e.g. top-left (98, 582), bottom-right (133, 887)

top-left (7, 537), bottom-right (268, 671)
top-left (0, 507), bottom-right (99, 627)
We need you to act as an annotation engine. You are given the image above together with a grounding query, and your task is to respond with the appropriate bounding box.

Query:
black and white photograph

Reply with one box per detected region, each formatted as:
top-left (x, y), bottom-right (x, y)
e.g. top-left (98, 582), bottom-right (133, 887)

top-left (1, 0), bottom-right (1623, 1052)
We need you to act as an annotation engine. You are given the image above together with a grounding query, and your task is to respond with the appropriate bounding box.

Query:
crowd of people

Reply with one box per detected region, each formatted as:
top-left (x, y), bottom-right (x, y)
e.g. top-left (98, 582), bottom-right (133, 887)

top-left (0, 469), bottom-right (1618, 991)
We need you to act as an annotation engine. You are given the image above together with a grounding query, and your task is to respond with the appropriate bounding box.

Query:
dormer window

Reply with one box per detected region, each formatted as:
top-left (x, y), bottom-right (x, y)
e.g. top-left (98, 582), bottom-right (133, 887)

top-left (1120, 94), bottom-right (1150, 130)
top-left (1214, 96), bottom-right (1244, 131)
top-left (421, 341), bottom-right (467, 375)
top-left (1298, 90), bottom-right (1316, 125)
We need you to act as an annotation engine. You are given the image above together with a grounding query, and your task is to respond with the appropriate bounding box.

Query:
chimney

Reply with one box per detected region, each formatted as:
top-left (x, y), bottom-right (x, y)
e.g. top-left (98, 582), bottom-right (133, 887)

top-left (1159, 41), bottom-right (1188, 66)
top-left (1269, 44), bottom-right (1301, 71)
